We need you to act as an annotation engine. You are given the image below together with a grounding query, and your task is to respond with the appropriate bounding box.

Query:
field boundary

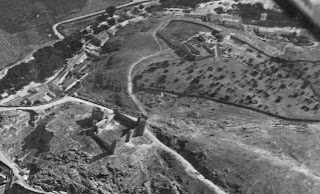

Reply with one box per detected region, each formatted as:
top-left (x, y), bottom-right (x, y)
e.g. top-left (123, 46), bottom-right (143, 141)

top-left (135, 87), bottom-right (320, 123)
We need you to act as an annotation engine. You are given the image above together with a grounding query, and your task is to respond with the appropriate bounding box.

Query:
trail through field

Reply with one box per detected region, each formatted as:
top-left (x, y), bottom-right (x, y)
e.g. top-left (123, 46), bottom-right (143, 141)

top-left (127, 19), bottom-right (171, 116)
top-left (126, 19), bottom-right (228, 194)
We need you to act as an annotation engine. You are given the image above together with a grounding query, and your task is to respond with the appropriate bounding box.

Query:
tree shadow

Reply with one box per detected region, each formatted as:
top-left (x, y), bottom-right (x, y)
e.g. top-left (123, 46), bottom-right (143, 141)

top-left (76, 117), bottom-right (93, 129)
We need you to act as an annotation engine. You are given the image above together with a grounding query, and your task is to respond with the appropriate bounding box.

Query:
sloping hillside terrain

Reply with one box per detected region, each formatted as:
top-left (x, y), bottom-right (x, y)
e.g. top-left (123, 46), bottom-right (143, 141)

top-left (2, 0), bottom-right (320, 193)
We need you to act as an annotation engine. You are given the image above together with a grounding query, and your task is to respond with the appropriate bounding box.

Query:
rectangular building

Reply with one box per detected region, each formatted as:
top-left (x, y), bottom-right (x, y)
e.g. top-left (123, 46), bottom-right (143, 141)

top-left (62, 78), bottom-right (78, 91)
top-left (23, 91), bottom-right (46, 105)
top-left (219, 14), bottom-right (243, 29)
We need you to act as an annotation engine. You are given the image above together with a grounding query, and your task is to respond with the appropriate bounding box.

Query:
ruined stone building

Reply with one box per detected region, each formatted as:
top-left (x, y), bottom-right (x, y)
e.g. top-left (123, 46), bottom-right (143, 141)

top-left (87, 107), bottom-right (147, 155)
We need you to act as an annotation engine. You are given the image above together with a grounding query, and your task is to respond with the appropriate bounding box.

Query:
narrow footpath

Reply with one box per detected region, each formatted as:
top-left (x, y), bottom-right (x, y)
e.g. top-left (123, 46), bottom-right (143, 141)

top-left (126, 19), bottom-right (228, 194)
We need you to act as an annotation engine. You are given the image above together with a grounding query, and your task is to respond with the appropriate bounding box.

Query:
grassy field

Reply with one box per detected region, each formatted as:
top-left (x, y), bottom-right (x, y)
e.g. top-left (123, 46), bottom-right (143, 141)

top-left (59, 17), bottom-right (95, 37)
top-left (78, 16), bottom-right (166, 113)
top-left (162, 20), bottom-right (212, 42)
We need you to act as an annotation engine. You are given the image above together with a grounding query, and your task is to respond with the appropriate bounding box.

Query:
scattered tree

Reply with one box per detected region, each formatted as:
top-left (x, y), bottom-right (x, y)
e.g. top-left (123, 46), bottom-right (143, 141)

top-left (105, 6), bottom-right (116, 17)
top-left (107, 18), bottom-right (116, 26)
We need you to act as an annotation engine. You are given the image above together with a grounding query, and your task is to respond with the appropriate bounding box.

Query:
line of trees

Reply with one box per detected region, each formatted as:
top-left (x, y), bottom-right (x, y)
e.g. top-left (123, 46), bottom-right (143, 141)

top-left (159, 0), bottom-right (211, 8)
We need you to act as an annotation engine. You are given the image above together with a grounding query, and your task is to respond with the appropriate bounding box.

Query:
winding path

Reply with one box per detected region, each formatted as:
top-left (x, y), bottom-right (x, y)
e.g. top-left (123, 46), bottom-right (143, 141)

top-left (126, 19), bottom-right (228, 194)
top-left (127, 19), bottom-right (170, 116)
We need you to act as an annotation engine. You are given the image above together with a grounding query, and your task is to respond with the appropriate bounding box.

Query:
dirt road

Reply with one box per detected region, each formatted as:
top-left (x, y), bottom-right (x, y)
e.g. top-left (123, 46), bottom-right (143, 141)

top-left (126, 19), bottom-right (227, 194)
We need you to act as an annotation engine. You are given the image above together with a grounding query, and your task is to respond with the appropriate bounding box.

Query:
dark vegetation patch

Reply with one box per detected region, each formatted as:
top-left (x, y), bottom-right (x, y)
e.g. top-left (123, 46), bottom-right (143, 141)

top-left (0, 31), bottom-right (86, 100)
top-left (22, 115), bottom-right (55, 156)
top-left (226, 3), bottom-right (302, 27)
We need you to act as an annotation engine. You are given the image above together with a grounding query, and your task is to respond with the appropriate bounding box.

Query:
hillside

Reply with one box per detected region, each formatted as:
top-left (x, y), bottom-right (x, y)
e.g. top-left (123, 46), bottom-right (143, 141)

top-left (2, 0), bottom-right (320, 193)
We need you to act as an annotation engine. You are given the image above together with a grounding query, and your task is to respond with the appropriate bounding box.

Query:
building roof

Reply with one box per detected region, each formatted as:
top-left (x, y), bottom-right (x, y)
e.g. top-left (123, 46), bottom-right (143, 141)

top-left (41, 95), bottom-right (52, 102)
top-left (72, 61), bottom-right (90, 74)
top-left (207, 13), bottom-right (222, 20)
top-left (62, 78), bottom-right (78, 90)
top-left (24, 91), bottom-right (46, 104)
top-left (68, 51), bottom-right (87, 68)
top-left (52, 77), bottom-right (61, 85)
top-left (184, 43), bottom-right (199, 55)
top-left (97, 31), bottom-right (110, 46)
top-left (96, 129), bottom-right (123, 144)
top-left (220, 14), bottom-right (241, 21)
top-left (119, 20), bottom-right (129, 27)
top-left (274, 29), bottom-right (293, 36)
top-left (223, 20), bottom-right (241, 28)
top-left (106, 28), bottom-right (117, 36)
top-left (49, 83), bottom-right (63, 92)
top-left (90, 50), bottom-right (100, 57)
top-left (185, 14), bottom-right (207, 18)
top-left (198, 34), bottom-right (207, 42)
top-left (85, 43), bottom-right (100, 51)
top-left (37, 84), bottom-right (50, 94)
top-left (113, 112), bottom-right (137, 129)
top-left (203, 44), bottom-right (215, 54)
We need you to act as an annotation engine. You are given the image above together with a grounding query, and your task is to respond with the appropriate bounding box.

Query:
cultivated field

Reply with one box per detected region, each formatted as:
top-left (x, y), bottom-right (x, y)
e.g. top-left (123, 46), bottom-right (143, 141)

top-left (134, 56), bottom-right (320, 120)
top-left (0, 24), bottom-right (54, 70)
top-left (0, 29), bottom-right (19, 67)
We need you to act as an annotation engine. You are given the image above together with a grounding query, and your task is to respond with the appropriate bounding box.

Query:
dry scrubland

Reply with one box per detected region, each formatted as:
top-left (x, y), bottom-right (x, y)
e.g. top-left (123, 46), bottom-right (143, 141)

top-left (135, 93), bottom-right (320, 193)
top-left (134, 20), bottom-right (320, 120)
top-left (0, 102), bottom-right (216, 193)
top-left (163, 20), bottom-right (212, 42)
